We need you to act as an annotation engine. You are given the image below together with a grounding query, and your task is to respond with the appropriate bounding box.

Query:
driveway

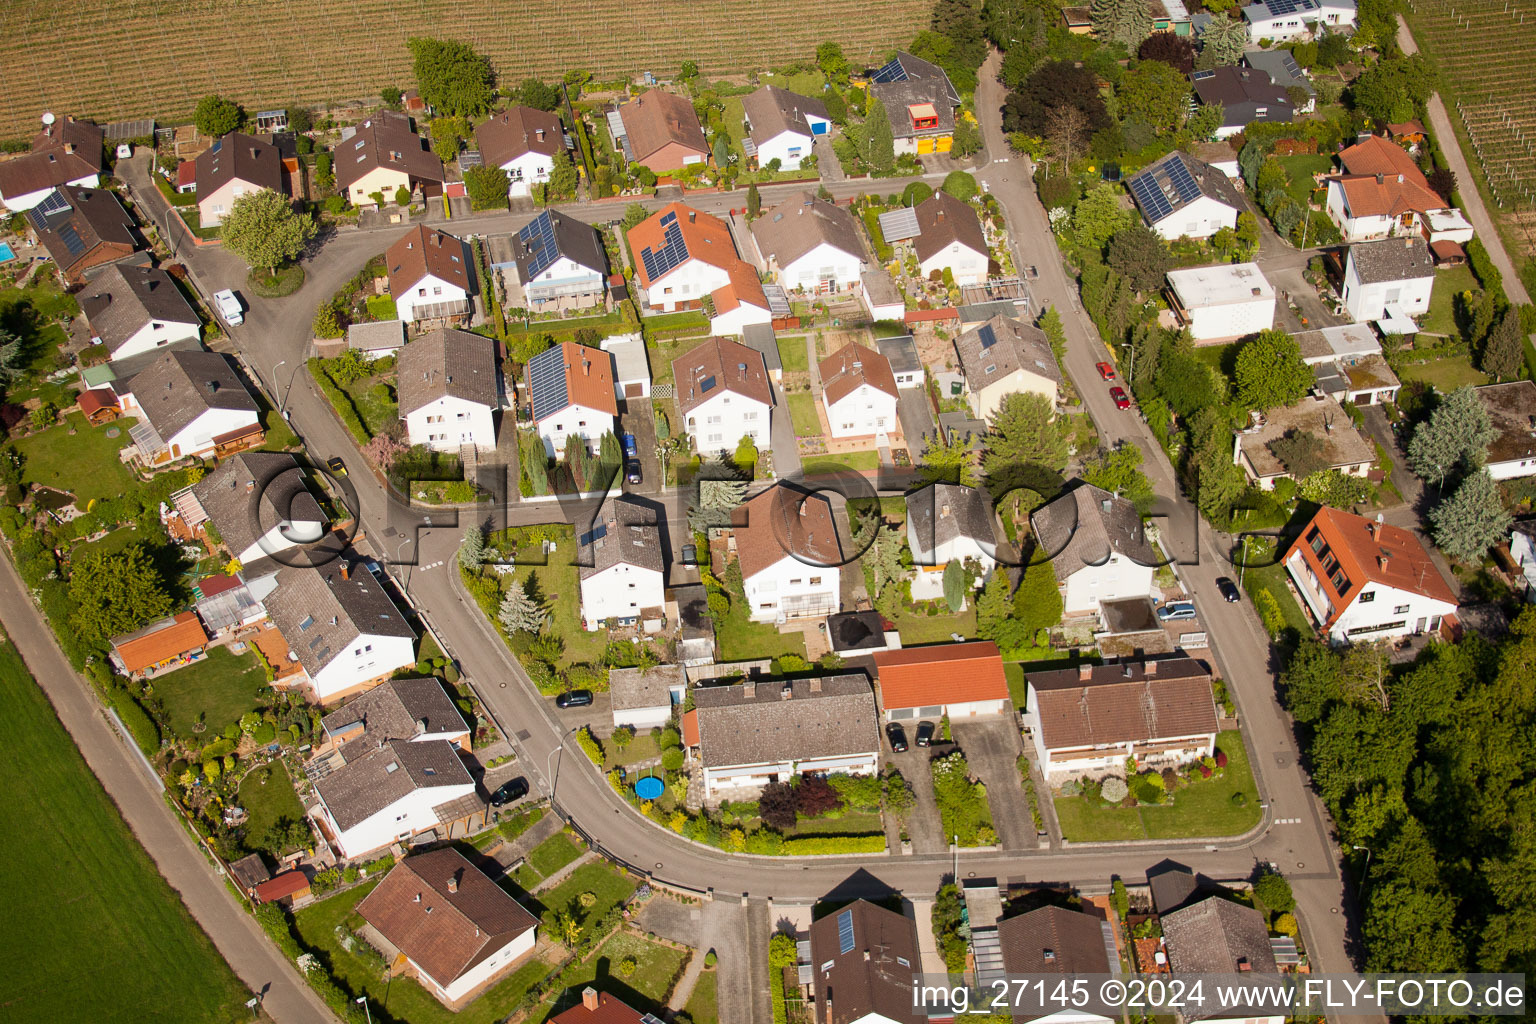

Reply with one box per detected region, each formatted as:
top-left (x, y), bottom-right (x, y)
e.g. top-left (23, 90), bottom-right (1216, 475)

top-left (768, 382), bottom-right (802, 478)
top-left (896, 385), bottom-right (937, 450)
top-left (885, 746), bottom-right (947, 854)
top-left (950, 718), bottom-right (1038, 851)
top-left (620, 397), bottom-right (661, 496)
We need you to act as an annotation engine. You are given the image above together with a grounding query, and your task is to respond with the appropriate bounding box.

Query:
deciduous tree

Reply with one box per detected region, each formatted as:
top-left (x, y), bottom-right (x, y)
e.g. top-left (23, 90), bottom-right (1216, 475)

top-left (816, 41), bottom-right (850, 82)
top-left (1106, 223), bottom-right (1173, 293)
top-left (194, 94), bottom-right (243, 136)
top-left (1350, 55), bottom-right (1435, 126)
top-left (408, 37), bottom-right (495, 117)
top-left (1138, 32), bottom-right (1197, 73)
top-left (1117, 59), bottom-right (1190, 132)
top-left (1235, 329), bottom-right (1312, 410)
top-left (1004, 62), bottom-right (1110, 137)
top-left (1268, 430), bottom-right (1329, 480)
top-left (518, 78), bottom-right (561, 112)
top-left (1081, 444), bottom-right (1155, 513)
top-left (942, 171), bottom-right (979, 201)
top-left (220, 190), bottom-right (316, 277)
top-left (463, 165), bottom-right (510, 210)
top-left (1072, 182), bottom-right (1133, 253)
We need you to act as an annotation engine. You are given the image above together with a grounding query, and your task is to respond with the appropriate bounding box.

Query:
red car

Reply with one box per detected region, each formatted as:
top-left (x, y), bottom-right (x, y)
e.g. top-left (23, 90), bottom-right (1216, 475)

top-left (1096, 361), bottom-right (1116, 381)
top-left (1110, 386), bottom-right (1131, 410)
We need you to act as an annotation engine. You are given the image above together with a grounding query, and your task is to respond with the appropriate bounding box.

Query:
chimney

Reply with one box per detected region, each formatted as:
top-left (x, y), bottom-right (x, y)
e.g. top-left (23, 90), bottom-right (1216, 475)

top-left (340, 563), bottom-right (350, 580)
top-left (1237, 958), bottom-right (1251, 972)
top-left (688, 210), bottom-right (697, 223)
top-left (1144, 660), bottom-right (1158, 676)
top-left (940, 503), bottom-right (951, 519)
top-left (743, 681), bottom-right (756, 699)
top-left (1376, 173), bottom-right (1385, 185)
top-left (781, 682), bottom-right (793, 700)
top-left (245, 478), bottom-right (255, 494)
top-left (415, 717), bottom-right (427, 735)
top-left (863, 949), bottom-right (871, 961)
top-left (1397, 173), bottom-right (1404, 184)
top-left (447, 874), bottom-right (459, 893)
top-left (1378, 555), bottom-right (1389, 571)
top-left (1078, 665), bottom-right (1092, 681)
top-left (582, 988), bottom-right (600, 1012)
top-left (413, 893), bottom-right (422, 903)
top-left (1101, 498), bottom-right (1112, 513)
top-left (64, 142), bottom-right (75, 155)
top-left (1405, 236), bottom-right (1414, 248)
top-left (1122, 663), bottom-right (1134, 678)
top-left (800, 501), bottom-right (809, 517)
top-left (810, 678), bottom-right (823, 693)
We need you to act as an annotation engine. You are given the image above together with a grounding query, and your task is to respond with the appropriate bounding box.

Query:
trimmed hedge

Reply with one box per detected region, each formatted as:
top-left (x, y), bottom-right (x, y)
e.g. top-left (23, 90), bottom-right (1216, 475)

top-left (770, 964), bottom-right (788, 1024)
top-left (779, 833), bottom-right (886, 855)
top-left (307, 357), bottom-right (370, 444)
top-left (108, 689), bottom-right (160, 756)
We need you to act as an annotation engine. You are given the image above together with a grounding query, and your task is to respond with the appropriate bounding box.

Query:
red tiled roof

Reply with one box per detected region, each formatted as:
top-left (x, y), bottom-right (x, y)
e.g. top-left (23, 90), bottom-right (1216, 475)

top-left (872, 641), bottom-right (1008, 710)
top-left (819, 341), bottom-right (899, 406)
top-left (254, 870), bottom-right (311, 903)
top-left (681, 708), bottom-right (699, 747)
top-left (77, 388), bottom-right (119, 418)
top-left (197, 573), bottom-right (244, 598)
top-left (1337, 174), bottom-right (1446, 219)
top-left (904, 308), bottom-right (960, 324)
top-left (176, 160), bottom-right (196, 188)
top-left (730, 484), bottom-right (843, 581)
top-left (111, 611), bottom-right (208, 673)
top-left (550, 991), bottom-right (648, 1023)
top-left (553, 341), bottom-right (618, 416)
top-left (1338, 134), bottom-right (1422, 180)
top-left (617, 92), bottom-right (708, 165)
top-left (710, 261), bottom-right (769, 315)
top-left (1282, 506), bottom-right (1457, 628)
top-left (627, 203), bottom-right (741, 288)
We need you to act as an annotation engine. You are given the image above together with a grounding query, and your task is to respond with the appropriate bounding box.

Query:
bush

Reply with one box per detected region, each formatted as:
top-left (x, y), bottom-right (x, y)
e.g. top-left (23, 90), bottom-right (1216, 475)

top-left (107, 689), bottom-right (160, 756)
top-left (1215, 749), bottom-right (1229, 768)
top-left (1252, 869), bottom-right (1295, 913)
top-left (792, 775), bottom-right (843, 818)
top-left (1230, 791), bottom-right (1248, 807)
top-left (1272, 912), bottom-right (1298, 937)
top-left (246, 264), bottom-right (306, 298)
top-left (1100, 775), bottom-right (1129, 802)
top-left (575, 725), bottom-right (604, 765)
top-left (779, 834), bottom-right (886, 854)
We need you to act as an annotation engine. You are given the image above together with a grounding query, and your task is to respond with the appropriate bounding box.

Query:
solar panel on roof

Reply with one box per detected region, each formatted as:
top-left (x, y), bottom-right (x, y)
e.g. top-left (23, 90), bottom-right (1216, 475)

top-left (579, 523), bottom-right (608, 547)
top-left (639, 216), bottom-right (690, 282)
top-left (527, 346), bottom-right (571, 420)
top-left (519, 211), bottom-right (561, 281)
top-left (35, 190), bottom-right (70, 218)
top-left (1191, 69), bottom-right (1215, 81)
top-left (977, 324), bottom-right (998, 350)
top-left (1128, 170), bottom-right (1175, 224)
top-left (869, 57), bottom-right (909, 83)
top-left (837, 909), bottom-right (856, 954)
top-left (1164, 156), bottom-right (1203, 204)
top-left (57, 225), bottom-right (86, 258)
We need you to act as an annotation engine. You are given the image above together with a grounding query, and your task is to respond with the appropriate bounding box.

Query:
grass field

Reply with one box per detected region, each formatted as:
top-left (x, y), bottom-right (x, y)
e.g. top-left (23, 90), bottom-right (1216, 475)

top-left (537, 860), bottom-right (638, 924)
top-left (512, 831), bottom-right (586, 890)
top-left (237, 761), bottom-right (307, 853)
top-left (776, 335), bottom-right (810, 372)
top-left (534, 932), bottom-right (688, 1022)
top-left (0, 641), bottom-right (250, 1023)
top-left (714, 595), bottom-right (808, 662)
top-left (685, 970), bottom-right (719, 1024)
top-left (786, 392), bottom-right (822, 435)
top-left (16, 412), bottom-right (142, 504)
top-left (1395, 353), bottom-right (1490, 391)
top-left (151, 646), bottom-right (268, 740)
top-left (801, 450), bottom-right (879, 474)
top-left (1420, 264), bottom-right (1479, 337)
top-left (486, 525), bottom-right (609, 669)
top-left (1278, 153), bottom-right (1331, 207)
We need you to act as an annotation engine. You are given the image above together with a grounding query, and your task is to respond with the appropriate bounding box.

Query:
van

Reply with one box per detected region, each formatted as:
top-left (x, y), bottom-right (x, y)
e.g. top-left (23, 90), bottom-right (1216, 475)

top-left (214, 289), bottom-right (243, 326)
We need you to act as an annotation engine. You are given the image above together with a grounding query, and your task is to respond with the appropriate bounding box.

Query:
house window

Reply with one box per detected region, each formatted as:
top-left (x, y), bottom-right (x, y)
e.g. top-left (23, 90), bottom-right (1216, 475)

top-left (810, 576), bottom-right (822, 585)
top-left (417, 288), bottom-right (426, 297)
top-left (1394, 604), bottom-right (1410, 614)
top-left (789, 579), bottom-right (802, 586)
top-left (1359, 592), bottom-right (1374, 603)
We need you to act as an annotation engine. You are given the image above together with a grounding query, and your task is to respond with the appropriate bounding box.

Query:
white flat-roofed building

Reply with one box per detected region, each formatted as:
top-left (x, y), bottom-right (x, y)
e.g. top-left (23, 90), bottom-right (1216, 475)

top-left (1165, 263), bottom-right (1276, 343)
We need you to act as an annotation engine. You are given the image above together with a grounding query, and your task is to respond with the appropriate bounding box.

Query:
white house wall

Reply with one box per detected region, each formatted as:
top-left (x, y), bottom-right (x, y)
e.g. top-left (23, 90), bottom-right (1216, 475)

top-left (744, 555), bottom-right (840, 623)
top-left (404, 394), bottom-right (496, 451)
top-left (437, 927), bottom-right (537, 1003)
top-left (710, 302), bottom-right (774, 338)
top-left (322, 779), bottom-right (474, 859)
top-left (310, 633), bottom-right (417, 702)
top-left (642, 261), bottom-right (731, 312)
top-left (580, 562), bottom-right (666, 629)
top-left (236, 519), bottom-right (326, 566)
top-left (919, 244), bottom-right (989, 287)
top-left (1326, 182), bottom-right (1394, 243)
top-left (1061, 558), bottom-right (1157, 615)
top-left (684, 390), bottom-right (770, 451)
top-left (1341, 266), bottom-right (1433, 322)
top-left (824, 384), bottom-right (897, 439)
top-left (158, 407), bottom-right (263, 460)
top-left (105, 318), bottom-right (201, 361)
top-left (501, 151), bottom-right (555, 198)
top-left (973, 370), bottom-right (1057, 421)
top-left (520, 254), bottom-right (604, 304)
top-left (199, 180), bottom-right (272, 228)
top-left (1183, 297), bottom-right (1276, 342)
top-left (536, 404), bottom-right (616, 460)
top-left (395, 273), bottom-right (469, 322)
top-left (1489, 456), bottom-right (1536, 482)
top-left (1150, 195), bottom-right (1239, 241)
top-left (777, 242), bottom-right (864, 292)
top-left (756, 129), bottom-right (816, 171)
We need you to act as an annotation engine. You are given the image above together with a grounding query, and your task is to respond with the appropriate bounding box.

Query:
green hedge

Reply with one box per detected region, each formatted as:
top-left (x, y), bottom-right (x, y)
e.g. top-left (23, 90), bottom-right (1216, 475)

top-left (770, 964), bottom-right (788, 1024)
top-left (307, 358), bottom-right (370, 444)
top-left (107, 689), bottom-right (160, 756)
top-left (779, 833), bottom-right (886, 855)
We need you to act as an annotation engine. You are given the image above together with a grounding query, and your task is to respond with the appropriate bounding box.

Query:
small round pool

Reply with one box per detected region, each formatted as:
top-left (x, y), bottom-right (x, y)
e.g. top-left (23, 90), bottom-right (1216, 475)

top-left (634, 776), bottom-right (664, 801)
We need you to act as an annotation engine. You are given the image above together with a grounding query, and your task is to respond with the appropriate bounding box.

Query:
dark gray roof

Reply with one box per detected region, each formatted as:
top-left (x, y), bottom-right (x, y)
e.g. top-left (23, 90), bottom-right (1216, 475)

top-left (1030, 484), bottom-right (1156, 584)
top-left (79, 264), bottom-right (199, 353)
top-left (752, 191), bottom-right (867, 270)
top-left (742, 85), bottom-right (830, 147)
top-left (268, 564), bottom-right (415, 678)
top-left (127, 350), bottom-right (258, 439)
top-left (873, 77), bottom-right (956, 141)
top-left (315, 738), bottom-right (472, 831)
top-left (875, 335), bottom-right (919, 375)
top-left (674, 583), bottom-right (715, 642)
top-left (740, 323), bottom-right (782, 373)
top-left (693, 675), bottom-right (878, 768)
top-left (322, 677), bottom-right (466, 748)
top-left (808, 900), bottom-right (924, 1024)
top-left (958, 300), bottom-right (1021, 323)
top-left (228, 852), bottom-right (271, 890)
top-left (348, 320), bottom-right (406, 352)
top-left (395, 328), bottom-right (499, 414)
top-left (1161, 895), bottom-right (1279, 1018)
top-left (1348, 237), bottom-right (1434, 285)
top-left (998, 905), bottom-right (1111, 975)
top-left (1126, 151), bottom-right (1244, 227)
top-left (826, 610), bottom-right (889, 653)
top-left (912, 192), bottom-right (988, 266)
top-left (1191, 67), bottom-right (1294, 129)
top-left (609, 664), bottom-right (686, 711)
top-left (1148, 864), bottom-right (1220, 914)
top-left (192, 452), bottom-right (324, 562)
top-left (906, 482), bottom-right (996, 560)
top-left (195, 132), bottom-right (285, 197)
top-left (1241, 49), bottom-right (1314, 96)
top-left (953, 314), bottom-right (1060, 391)
top-left (580, 496), bottom-right (665, 579)
top-left (31, 185), bottom-right (137, 272)
top-left (513, 209), bottom-right (608, 281)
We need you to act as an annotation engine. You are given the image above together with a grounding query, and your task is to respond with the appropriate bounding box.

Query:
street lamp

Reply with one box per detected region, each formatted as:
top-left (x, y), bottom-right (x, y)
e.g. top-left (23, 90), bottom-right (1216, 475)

top-left (356, 995), bottom-right (372, 1024)
top-left (1352, 844), bottom-right (1373, 899)
top-left (270, 359), bottom-right (286, 407)
top-left (394, 536), bottom-right (413, 590)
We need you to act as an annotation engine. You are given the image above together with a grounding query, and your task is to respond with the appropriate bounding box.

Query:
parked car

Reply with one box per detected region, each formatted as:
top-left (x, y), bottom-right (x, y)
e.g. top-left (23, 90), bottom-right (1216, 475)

top-left (1216, 577), bottom-right (1241, 603)
top-left (1110, 386), bottom-right (1131, 410)
top-left (325, 456), bottom-right (347, 476)
top-left (681, 544), bottom-right (698, 565)
top-left (625, 458), bottom-right (642, 485)
top-left (915, 721), bottom-right (935, 747)
top-left (886, 722), bottom-right (908, 753)
top-left (621, 433), bottom-right (638, 459)
top-left (490, 778), bottom-right (528, 806)
top-left (555, 689), bottom-right (593, 709)
top-left (1157, 601), bottom-right (1198, 621)
top-left (214, 289), bottom-right (243, 326)
top-left (1096, 361), bottom-right (1116, 380)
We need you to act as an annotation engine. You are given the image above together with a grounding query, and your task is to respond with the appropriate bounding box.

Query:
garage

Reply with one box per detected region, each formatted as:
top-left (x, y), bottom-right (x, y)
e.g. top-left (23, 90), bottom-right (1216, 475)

top-left (873, 641), bottom-right (1012, 721)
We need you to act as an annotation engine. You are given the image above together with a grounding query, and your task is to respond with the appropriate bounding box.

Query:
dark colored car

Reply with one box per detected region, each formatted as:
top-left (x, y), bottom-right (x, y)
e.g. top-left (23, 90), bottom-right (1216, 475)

top-left (1110, 386), bottom-right (1131, 410)
top-left (886, 722), bottom-right (908, 753)
top-left (490, 777), bottom-right (528, 806)
top-left (326, 456), bottom-right (347, 476)
top-left (1216, 576), bottom-right (1241, 603)
top-left (621, 433), bottom-right (638, 459)
top-left (914, 721), bottom-right (935, 747)
top-left (625, 458), bottom-right (642, 485)
top-left (555, 689), bottom-right (594, 709)
top-left (681, 544), bottom-right (698, 565)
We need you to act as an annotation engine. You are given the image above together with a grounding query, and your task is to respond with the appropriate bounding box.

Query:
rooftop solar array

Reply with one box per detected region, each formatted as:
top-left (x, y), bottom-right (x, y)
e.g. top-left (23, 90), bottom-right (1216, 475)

top-left (458, 148), bottom-right (483, 169)
top-left (578, 522), bottom-right (608, 548)
top-left (639, 211), bottom-right (690, 282)
top-left (518, 211), bottom-right (562, 281)
top-left (977, 323), bottom-right (998, 350)
top-left (527, 345), bottom-right (571, 421)
top-left (26, 189), bottom-right (71, 233)
top-left (57, 224), bottom-right (86, 257)
top-left (869, 56), bottom-right (909, 83)
top-left (1256, 0), bottom-right (1319, 14)
top-left (1127, 154), bottom-right (1204, 224)
top-left (837, 908), bottom-right (856, 954)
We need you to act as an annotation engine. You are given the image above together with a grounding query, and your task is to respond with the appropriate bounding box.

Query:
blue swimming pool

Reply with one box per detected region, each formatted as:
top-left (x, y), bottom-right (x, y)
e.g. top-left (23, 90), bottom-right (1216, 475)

top-left (0, 243), bottom-right (14, 263)
top-left (634, 776), bottom-right (664, 801)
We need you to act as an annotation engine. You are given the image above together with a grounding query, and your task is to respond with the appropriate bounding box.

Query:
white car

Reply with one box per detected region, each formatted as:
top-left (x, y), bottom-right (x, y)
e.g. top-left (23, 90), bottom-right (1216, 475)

top-left (213, 289), bottom-right (243, 326)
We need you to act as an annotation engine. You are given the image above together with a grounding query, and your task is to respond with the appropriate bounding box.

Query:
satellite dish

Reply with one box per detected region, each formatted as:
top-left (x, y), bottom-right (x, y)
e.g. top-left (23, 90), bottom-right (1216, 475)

top-left (41, 111), bottom-right (56, 126)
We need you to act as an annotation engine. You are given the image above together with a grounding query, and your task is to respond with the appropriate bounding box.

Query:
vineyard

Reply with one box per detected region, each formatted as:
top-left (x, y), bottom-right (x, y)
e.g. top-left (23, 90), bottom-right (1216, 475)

top-left (1406, 0), bottom-right (1536, 253)
top-left (0, 0), bottom-right (930, 138)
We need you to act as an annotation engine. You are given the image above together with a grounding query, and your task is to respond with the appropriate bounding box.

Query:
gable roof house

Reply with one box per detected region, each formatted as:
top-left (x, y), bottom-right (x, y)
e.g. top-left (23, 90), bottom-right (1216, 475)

top-left (997, 905), bottom-right (1116, 1023)
top-left (312, 738), bottom-right (474, 862)
top-left (336, 109), bottom-right (446, 208)
top-left (1236, 392), bottom-right (1377, 490)
top-left (1341, 236), bottom-right (1435, 323)
top-left (78, 264), bottom-right (200, 363)
top-left (357, 847), bottom-right (537, 1005)
top-left (1160, 895), bottom-right (1283, 1024)
top-left (905, 482), bottom-right (998, 603)
top-left (507, 210), bottom-right (609, 311)
top-left (1126, 151), bottom-right (1244, 241)
top-left (1031, 484), bottom-right (1158, 616)
top-left (387, 224), bottom-right (472, 325)
top-left (110, 611), bottom-right (210, 678)
top-left (266, 563), bottom-right (417, 702)
top-left (729, 483), bottom-right (843, 622)
top-left (910, 192), bottom-right (990, 286)
top-left (1325, 134), bottom-right (1473, 244)
top-left (180, 451), bottom-right (326, 575)
top-left (474, 105), bottom-right (566, 197)
top-left (741, 85), bottom-right (830, 171)
top-left (1476, 381), bottom-right (1536, 481)
top-left (952, 314), bottom-right (1061, 419)
top-left (578, 496), bottom-right (666, 631)
top-left (1191, 67), bottom-right (1294, 139)
top-left (194, 132), bottom-right (286, 227)
top-left (1024, 656), bottom-right (1220, 780)
top-left (1282, 505), bottom-right (1458, 645)
top-left (751, 192), bottom-right (868, 293)
top-left (118, 350), bottom-right (263, 464)
top-left (0, 115), bottom-right (105, 212)
top-left (317, 676), bottom-right (470, 756)
top-left (869, 51), bottom-right (961, 157)
top-left (819, 341), bottom-right (899, 441)
top-left (526, 341), bottom-right (618, 460)
top-left (807, 900), bottom-right (924, 1024)
top-left (628, 203), bottom-right (770, 334)
top-left (27, 185), bottom-right (139, 283)
top-left (1242, 49), bottom-right (1315, 113)
top-left (616, 91), bottom-right (709, 171)
top-left (672, 335), bottom-right (774, 451)
top-left (396, 327), bottom-right (499, 451)
top-left (872, 640), bottom-right (1011, 720)
top-left (686, 675), bottom-right (879, 797)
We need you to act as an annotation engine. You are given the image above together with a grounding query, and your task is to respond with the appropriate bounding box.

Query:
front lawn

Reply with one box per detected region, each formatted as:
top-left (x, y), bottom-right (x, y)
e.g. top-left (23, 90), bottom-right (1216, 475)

top-left (1419, 264), bottom-right (1478, 337)
top-left (15, 412), bottom-right (143, 504)
top-left (339, 372), bottom-right (399, 438)
top-left (150, 646), bottom-right (268, 740)
top-left (801, 449), bottom-right (880, 474)
top-left (684, 969), bottom-right (719, 1024)
top-left (1395, 353), bottom-right (1489, 391)
top-left (366, 295), bottom-right (398, 321)
top-left (1240, 554), bottom-right (1313, 636)
top-left (536, 860), bottom-right (637, 926)
top-left (1004, 662), bottom-right (1027, 711)
top-left (1278, 153), bottom-right (1332, 207)
top-left (714, 595), bottom-right (808, 662)
top-left (537, 931), bottom-right (689, 1022)
top-left (512, 831), bottom-right (585, 891)
top-left (483, 525), bottom-right (610, 669)
top-left (237, 761), bottom-right (307, 855)
top-left (785, 392), bottom-right (822, 436)
top-left (777, 334), bottom-right (810, 372)
top-left (886, 600), bottom-right (977, 645)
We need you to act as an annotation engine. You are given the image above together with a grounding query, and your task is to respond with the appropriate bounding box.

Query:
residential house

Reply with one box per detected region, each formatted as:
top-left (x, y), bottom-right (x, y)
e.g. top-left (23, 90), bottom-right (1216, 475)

top-left (1283, 506), bottom-right (1458, 644)
top-left (730, 483), bottom-right (843, 622)
top-left (347, 320), bottom-right (406, 358)
top-left (905, 483), bottom-right (998, 602)
top-left (0, 115), bottom-right (105, 212)
top-left (396, 328), bottom-right (499, 451)
top-left (1160, 895), bottom-right (1283, 1024)
top-left (911, 192), bottom-right (989, 285)
top-left (1023, 657), bottom-right (1219, 781)
top-left (311, 738), bottom-right (476, 859)
top-left (672, 335), bottom-right (773, 451)
top-left (508, 210), bottom-right (609, 311)
top-left (183, 451), bottom-right (327, 574)
top-left (1191, 67), bottom-right (1294, 139)
top-left (628, 203), bottom-right (771, 334)
top-left (1236, 393), bottom-right (1377, 489)
top-left (997, 905), bottom-right (1116, 1024)
top-left (553, 989), bottom-right (653, 1024)
top-left (317, 676), bottom-right (469, 756)
top-left (357, 848), bottom-right (537, 1005)
top-left (78, 264), bottom-right (200, 362)
top-left (868, 51), bottom-right (961, 156)
top-left (117, 350), bottom-right (263, 463)
top-left (819, 341), bottom-right (899, 440)
top-left (578, 497), bottom-right (666, 630)
top-left (750, 192), bottom-right (867, 293)
top-left (952, 314), bottom-right (1061, 419)
top-left (825, 609), bottom-right (902, 657)
top-left (1192, 140), bottom-right (1241, 179)
top-left (1340, 236), bottom-right (1435, 322)
top-left (806, 900), bottom-right (924, 1024)
top-left (1150, 0), bottom-right (1194, 33)
top-left (873, 641), bottom-right (1011, 720)
top-left (860, 269), bottom-right (906, 323)
top-left (683, 676), bottom-right (879, 798)
top-left (1165, 263), bottom-right (1276, 343)
top-left (387, 224), bottom-right (472, 324)
top-left (335, 109), bottom-right (446, 207)
top-left (1325, 135), bottom-right (1473, 244)
top-left (227, 853), bottom-right (272, 898)
top-left (615, 92), bottom-right (709, 170)
top-left (195, 132), bottom-right (286, 227)
top-left (474, 106), bottom-right (565, 197)
top-left (741, 85), bottom-right (830, 170)
top-left (609, 664), bottom-right (686, 731)
top-left (1030, 485), bottom-right (1158, 615)
top-left (876, 335), bottom-right (923, 389)
top-left (1062, 6), bottom-right (1094, 33)
top-left (1476, 381), bottom-right (1536, 480)
top-left (1242, 0), bottom-right (1355, 42)
top-left (1293, 323), bottom-right (1400, 406)
top-left (1125, 151), bottom-right (1244, 241)
top-left (1242, 50), bottom-right (1315, 113)
top-left (526, 341), bottom-right (619, 460)
top-left (266, 563), bottom-right (417, 701)
top-left (27, 185), bottom-right (137, 284)
top-left (109, 611), bottom-right (209, 677)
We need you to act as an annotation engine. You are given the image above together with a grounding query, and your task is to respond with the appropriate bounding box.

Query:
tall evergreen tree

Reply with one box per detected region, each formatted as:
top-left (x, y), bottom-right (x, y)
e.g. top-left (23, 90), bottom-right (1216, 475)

top-left (1430, 470), bottom-right (1512, 562)
top-left (458, 525), bottom-right (485, 570)
top-left (863, 97), bottom-right (896, 173)
top-left (498, 578), bottom-right (549, 634)
top-left (1091, 0), bottom-right (1152, 48)
top-left (1407, 385), bottom-right (1496, 487)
